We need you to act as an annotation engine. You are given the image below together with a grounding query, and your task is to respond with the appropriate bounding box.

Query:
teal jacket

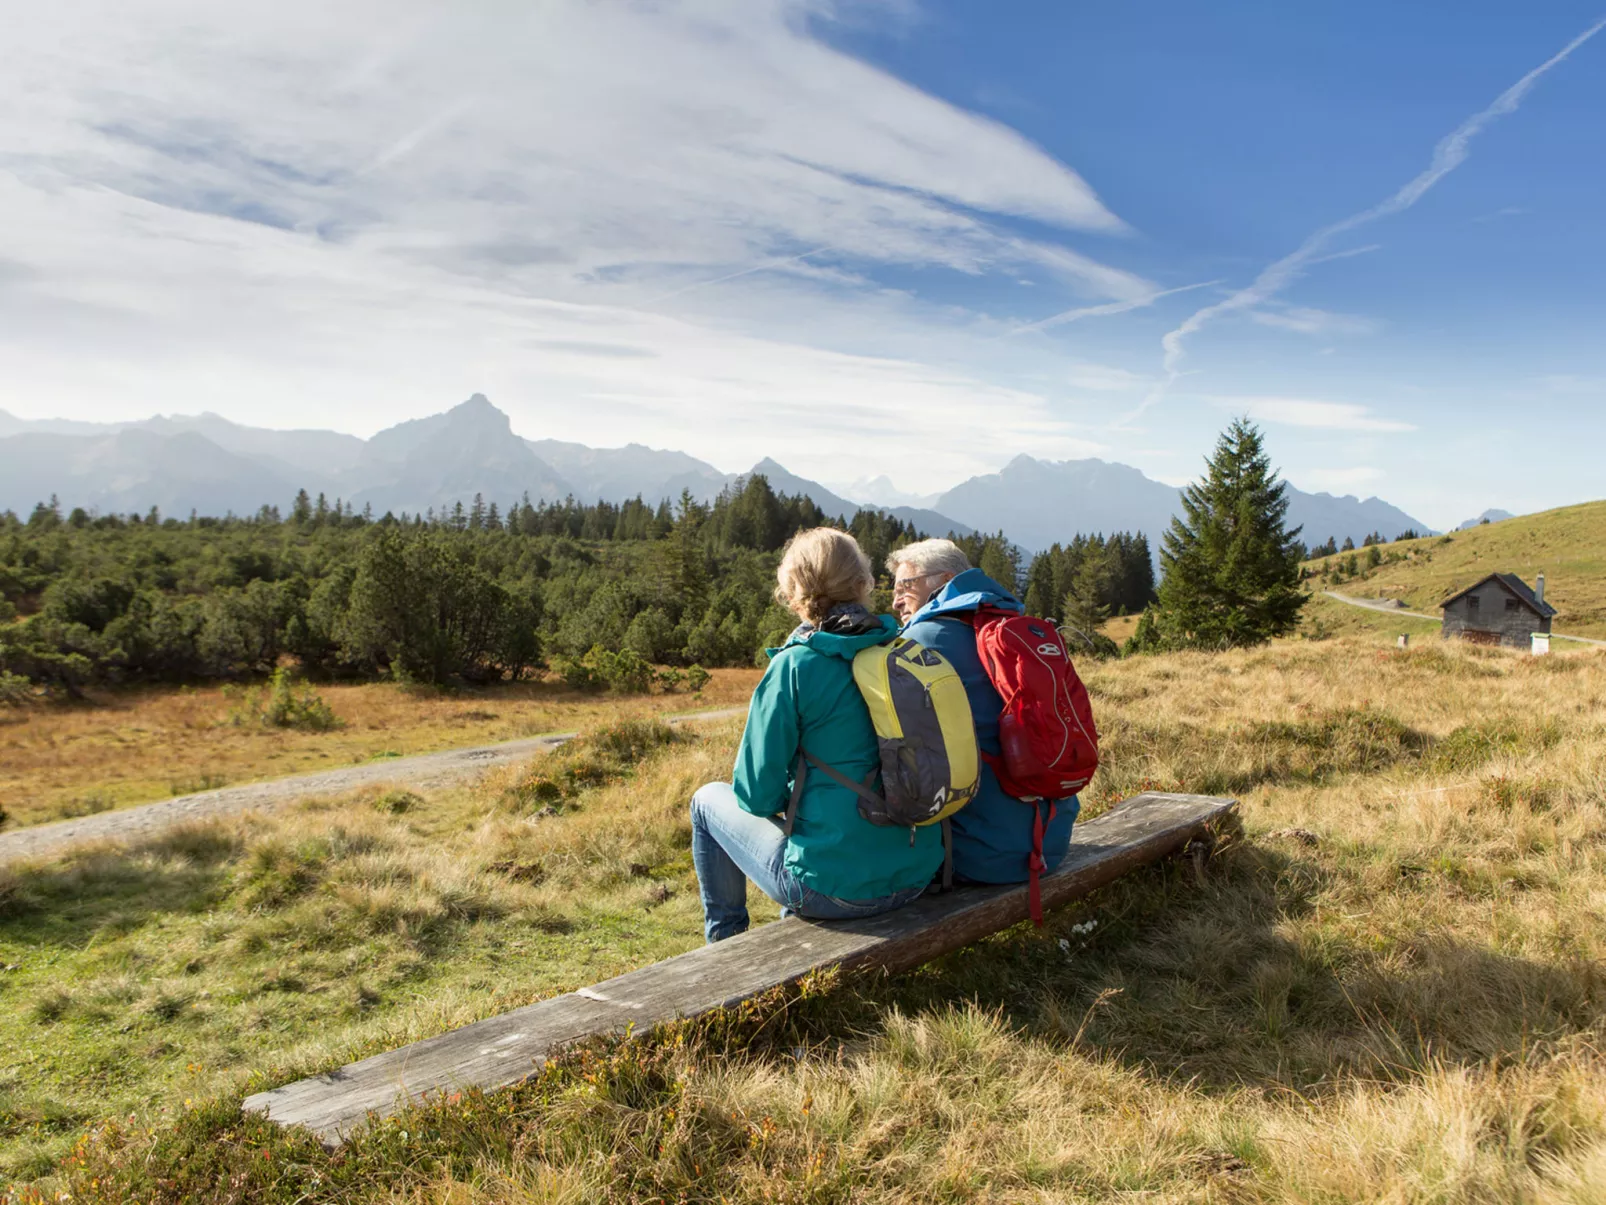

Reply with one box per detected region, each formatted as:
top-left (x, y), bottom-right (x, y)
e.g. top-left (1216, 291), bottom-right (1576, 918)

top-left (732, 615), bottom-right (945, 900)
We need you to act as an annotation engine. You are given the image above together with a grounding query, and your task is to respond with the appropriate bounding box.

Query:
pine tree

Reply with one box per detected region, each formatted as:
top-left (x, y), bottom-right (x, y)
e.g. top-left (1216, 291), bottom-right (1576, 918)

top-left (1022, 552), bottom-right (1056, 619)
top-left (977, 533), bottom-right (1020, 594)
top-left (1152, 418), bottom-right (1306, 649)
top-left (1059, 557), bottom-right (1108, 650)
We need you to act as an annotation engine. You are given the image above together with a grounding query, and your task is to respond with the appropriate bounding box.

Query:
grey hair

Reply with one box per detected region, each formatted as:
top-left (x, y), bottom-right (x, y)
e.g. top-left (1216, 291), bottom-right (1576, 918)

top-left (886, 538), bottom-right (971, 580)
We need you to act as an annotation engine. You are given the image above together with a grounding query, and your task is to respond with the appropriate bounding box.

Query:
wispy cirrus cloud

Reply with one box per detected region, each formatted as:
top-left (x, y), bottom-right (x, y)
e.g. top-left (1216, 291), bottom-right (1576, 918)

top-left (1248, 306), bottom-right (1379, 336)
top-left (1008, 279), bottom-right (1217, 335)
top-left (0, 0), bottom-right (1147, 485)
top-left (1125, 15), bottom-right (1606, 423)
top-left (1208, 396), bottom-right (1416, 433)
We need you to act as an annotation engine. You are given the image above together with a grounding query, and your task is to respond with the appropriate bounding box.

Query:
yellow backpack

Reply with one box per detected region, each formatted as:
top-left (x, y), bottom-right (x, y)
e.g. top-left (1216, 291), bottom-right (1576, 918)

top-left (785, 636), bottom-right (980, 884)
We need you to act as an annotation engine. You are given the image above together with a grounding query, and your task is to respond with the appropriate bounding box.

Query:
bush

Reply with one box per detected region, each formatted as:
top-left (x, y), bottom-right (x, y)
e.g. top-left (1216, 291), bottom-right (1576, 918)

top-left (551, 655), bottom-right (602, 691)
top-left (685, 664), bottom-right (711, 694)
top-left (552, 646), bottom-right (656, 694)
top-left (0, 670), bottom-right (31, 705)
top-left (587, 646), bottom-right (654, 694)
top-left (227, 669), bottom-right (341, 731)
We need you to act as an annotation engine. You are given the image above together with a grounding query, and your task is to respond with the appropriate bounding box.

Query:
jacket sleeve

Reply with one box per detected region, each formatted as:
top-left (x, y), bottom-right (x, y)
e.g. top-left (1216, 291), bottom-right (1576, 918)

top-left (732, 650), bottom-right (801, 817)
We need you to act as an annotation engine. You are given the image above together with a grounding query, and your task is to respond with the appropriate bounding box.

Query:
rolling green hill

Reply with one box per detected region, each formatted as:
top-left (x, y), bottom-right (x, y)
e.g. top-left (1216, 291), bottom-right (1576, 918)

top-left (1306, 499), bottom-right (1606, 639)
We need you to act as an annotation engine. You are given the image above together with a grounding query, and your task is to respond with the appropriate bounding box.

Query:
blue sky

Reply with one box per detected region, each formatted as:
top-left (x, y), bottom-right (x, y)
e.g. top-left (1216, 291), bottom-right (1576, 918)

top-left (1, 0), bottom-right (1602, 529)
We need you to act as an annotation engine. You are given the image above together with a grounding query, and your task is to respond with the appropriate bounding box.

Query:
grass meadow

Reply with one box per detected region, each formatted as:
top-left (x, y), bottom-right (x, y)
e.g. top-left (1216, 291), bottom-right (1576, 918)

top-left (0, 670), bottom-right (762, 831)
top-left (2, 632), bottom-right (1604, 1201)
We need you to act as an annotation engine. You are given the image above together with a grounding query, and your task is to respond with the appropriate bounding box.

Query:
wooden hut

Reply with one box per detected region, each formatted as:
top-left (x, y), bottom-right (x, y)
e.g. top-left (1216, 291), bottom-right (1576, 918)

top-left (1440, 573), bottom-right (1555, 649)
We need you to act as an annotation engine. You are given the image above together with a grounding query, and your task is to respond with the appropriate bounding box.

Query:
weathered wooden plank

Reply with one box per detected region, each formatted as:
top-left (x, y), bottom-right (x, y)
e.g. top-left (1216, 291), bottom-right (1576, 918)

top-left (244, 791), bottom-right (1235, 1144)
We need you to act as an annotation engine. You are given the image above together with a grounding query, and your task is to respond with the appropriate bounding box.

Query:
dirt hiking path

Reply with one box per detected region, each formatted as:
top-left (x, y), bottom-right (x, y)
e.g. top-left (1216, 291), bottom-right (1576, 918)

top-left (0, 707), bottom-right (745, 866)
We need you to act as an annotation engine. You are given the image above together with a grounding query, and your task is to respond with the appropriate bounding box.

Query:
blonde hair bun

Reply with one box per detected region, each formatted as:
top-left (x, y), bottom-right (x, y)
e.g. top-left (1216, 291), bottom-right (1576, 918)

top-left (775, 528), bottom-right (874, 626)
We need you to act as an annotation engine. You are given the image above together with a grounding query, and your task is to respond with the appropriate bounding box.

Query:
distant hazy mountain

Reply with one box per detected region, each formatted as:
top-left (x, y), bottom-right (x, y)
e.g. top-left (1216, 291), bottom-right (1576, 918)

top-left (936, 457), bottom-right (1180, 552)
top-left (0, 409), bottom-right (123, 438)
top-left (1290, 491), bottom-right (1428, 548)
top-left (934, 455), bottom-right (1432, 554)
top-left (528, 438), bottom-right (731, 505)
top-left (1, 397), bottom-right (1430, 551)
top-left (748, 459), bottom-right (973, 537)
top-left (1458, 508), bottom-right (1516, 530)
top-left (349, 394), bottom-right (573, 514)
top-left (831, 474), bottom-right (942, 511)
top-left (0, 428), bottom-right (298, 517)
top-left (142, 414), bottom-right (366, 480)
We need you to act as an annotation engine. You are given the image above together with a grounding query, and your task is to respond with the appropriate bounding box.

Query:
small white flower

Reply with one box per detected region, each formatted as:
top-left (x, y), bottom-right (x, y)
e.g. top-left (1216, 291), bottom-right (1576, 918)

top-left (1057, 938), bottom-right (1071, 952)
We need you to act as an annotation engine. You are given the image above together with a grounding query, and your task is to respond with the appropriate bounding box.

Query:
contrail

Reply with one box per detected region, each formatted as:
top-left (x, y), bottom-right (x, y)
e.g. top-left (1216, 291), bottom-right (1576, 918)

top-left (1124, 16), bottom-right (1606, 425)
top-left (357, 97), bottom-right (478, 176)
top-left (1007, 280), bottom-right (1221, 336)
top-left (637, 246), bottom-right (835, 306)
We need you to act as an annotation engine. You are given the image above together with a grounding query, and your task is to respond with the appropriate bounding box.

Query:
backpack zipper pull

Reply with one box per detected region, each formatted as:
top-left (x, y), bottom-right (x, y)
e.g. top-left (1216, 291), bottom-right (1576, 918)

top-left (908, 826), bottom-right (915, 847)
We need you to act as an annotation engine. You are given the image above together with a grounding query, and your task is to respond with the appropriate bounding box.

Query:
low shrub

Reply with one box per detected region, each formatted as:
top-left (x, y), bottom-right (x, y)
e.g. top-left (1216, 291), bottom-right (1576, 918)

top-left (0, 670), bottom-right (31, 706)
top-left (500, 720), bottom-right (685, 813)
top-left (372, 790), bottom-right (423, 815)
top-left (1429, 719), bottom-right (1562, 772)
top-left (226, 668), bottom-right (341, 731)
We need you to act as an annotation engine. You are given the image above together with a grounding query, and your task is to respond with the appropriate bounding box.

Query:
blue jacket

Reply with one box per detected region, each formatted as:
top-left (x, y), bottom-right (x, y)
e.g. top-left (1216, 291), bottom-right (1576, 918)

top-left (901, 569), bottom-right (1079, 883)
top-left (733, 614), bottom-right (945, 900)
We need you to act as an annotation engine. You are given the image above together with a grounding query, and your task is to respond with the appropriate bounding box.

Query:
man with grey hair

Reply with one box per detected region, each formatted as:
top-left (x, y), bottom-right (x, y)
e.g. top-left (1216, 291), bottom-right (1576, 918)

top-left (887, 538), bottom-right (973, 624)
top-left (888, 538), bottom-right (1079, 885)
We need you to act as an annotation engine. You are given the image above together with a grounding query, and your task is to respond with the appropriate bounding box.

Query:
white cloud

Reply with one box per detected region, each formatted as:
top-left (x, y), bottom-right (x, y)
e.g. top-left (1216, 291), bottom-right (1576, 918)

top-left (1248, 306), bottom-right (1379, 336)
top-left (1208, 396), bottom-right (1416, 433)
top-left (1063, 362), bottom-right (1149, 392)
top-left (1008, 280), bottom-right (1216, 335)
top-left (0, 0), bottom-right (1154, 484)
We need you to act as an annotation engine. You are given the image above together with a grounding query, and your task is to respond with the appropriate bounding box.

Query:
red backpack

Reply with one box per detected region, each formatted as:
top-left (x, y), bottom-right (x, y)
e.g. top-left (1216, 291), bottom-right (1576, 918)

top-left (971, 605), bottom-right (1100, 925)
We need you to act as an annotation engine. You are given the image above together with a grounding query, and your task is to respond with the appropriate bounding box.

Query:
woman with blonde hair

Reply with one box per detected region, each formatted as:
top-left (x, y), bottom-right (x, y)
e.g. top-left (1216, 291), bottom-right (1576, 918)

top-left (689, 527), bottom-right (942, 942)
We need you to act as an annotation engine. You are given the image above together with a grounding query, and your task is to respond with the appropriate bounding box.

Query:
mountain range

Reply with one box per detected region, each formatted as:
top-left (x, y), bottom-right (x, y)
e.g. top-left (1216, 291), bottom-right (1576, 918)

top-left (0, 394), bottom-right (1434, 553)
top-left (1458, 509), bottom-right (1516, 530)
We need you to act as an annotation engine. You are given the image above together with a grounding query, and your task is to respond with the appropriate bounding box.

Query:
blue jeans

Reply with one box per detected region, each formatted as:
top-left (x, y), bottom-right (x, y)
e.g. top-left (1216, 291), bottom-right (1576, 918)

top-left (689, 782), bottom-right (928, 943)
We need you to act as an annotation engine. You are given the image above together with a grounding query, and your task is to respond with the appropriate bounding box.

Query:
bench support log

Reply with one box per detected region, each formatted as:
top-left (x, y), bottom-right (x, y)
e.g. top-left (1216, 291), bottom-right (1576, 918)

top-left (244, 791), bottom-right (1235, 1144)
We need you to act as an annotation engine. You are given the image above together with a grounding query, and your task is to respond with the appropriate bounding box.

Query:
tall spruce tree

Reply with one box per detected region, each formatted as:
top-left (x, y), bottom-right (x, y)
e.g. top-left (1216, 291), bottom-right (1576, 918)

top-left (1154, 418), bottom-right (1305, 648)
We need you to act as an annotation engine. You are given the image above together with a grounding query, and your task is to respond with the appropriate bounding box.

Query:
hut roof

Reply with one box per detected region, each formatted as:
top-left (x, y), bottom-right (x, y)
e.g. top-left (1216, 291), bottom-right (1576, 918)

top-left (1439, 572), bottom-right (1557, 618)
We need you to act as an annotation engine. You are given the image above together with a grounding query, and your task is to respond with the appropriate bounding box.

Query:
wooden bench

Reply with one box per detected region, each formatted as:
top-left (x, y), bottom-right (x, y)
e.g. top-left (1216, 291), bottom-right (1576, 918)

top-left (244, 791), bottom-right (1236, 1145)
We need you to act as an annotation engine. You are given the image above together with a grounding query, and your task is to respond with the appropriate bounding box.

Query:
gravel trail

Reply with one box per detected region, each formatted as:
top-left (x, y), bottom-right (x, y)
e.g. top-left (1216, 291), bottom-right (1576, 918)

top-left (0, 707), bottom-right (745, 865)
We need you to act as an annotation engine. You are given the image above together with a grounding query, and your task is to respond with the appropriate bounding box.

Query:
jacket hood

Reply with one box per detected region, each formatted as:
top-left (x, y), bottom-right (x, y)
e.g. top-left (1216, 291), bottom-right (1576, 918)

top-left (907, 568), bottom-right (1024, 625)
top-left (769, 612), bottom-right (898, 661)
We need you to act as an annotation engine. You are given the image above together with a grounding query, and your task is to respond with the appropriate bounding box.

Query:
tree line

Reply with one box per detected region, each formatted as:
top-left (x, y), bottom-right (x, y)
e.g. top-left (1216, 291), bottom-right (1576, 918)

top-left (0, 475), bottom-right (1022, 695)
top-left (1, 420), bottom-right (1321, 694)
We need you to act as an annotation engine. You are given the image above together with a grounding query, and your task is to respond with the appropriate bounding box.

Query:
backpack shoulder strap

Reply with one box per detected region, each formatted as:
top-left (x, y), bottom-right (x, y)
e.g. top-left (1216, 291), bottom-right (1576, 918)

top-left (783, 748), bottom-right (883, 836)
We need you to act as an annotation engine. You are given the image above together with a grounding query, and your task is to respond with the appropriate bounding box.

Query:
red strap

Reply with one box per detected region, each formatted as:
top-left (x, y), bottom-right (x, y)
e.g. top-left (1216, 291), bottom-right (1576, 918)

top-left (1027, 800), bottom-right (1057, 927)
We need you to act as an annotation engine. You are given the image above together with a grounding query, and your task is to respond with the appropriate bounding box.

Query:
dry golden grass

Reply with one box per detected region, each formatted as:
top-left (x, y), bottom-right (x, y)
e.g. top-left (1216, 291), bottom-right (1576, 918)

top-left (0, 670), bottom-right (760, 830)
top-left (10, 637), bottom-right (1606, 1203)
top-left (1098, 612), bottom-right (1142, 645)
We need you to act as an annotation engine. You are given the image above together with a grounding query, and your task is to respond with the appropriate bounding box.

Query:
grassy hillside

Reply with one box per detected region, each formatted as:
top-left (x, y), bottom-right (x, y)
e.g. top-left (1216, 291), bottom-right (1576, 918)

top-left (1298, 593), bottom-right (1445, 642)
top-left (5, 637), bottom-right (1605, 1201)
top-left (1307, 499), bottom-right (1606, 638)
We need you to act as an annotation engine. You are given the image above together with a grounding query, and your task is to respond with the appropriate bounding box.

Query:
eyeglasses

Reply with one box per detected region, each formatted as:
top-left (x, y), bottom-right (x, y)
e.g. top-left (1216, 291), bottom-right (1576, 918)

top-left (892, 573), bottom-right (938, 596)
